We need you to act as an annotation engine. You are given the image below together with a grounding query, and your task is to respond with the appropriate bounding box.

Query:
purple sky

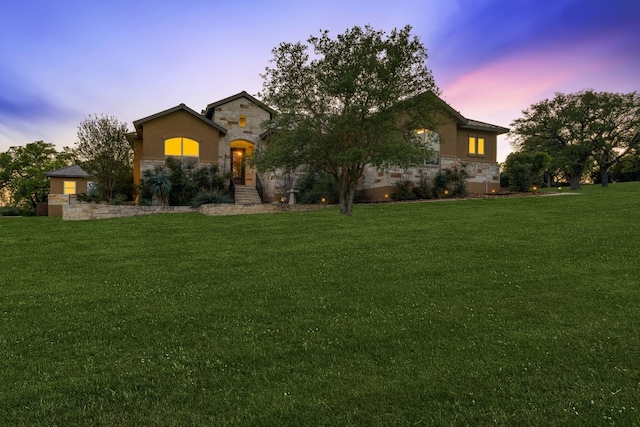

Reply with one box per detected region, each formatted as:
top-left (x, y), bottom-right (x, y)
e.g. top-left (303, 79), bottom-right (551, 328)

top-left (1, 0), bottom-right (638, 161)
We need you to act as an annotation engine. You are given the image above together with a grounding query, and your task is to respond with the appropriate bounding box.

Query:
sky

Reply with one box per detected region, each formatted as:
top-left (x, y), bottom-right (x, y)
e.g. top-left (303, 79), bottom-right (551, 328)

top-left (1, 0), bottom-right (638, 162)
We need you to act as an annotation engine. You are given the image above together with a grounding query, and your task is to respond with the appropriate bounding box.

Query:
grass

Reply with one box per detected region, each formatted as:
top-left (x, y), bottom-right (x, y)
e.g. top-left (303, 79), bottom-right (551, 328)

top-left (1, 183), bottom-right (639, 426)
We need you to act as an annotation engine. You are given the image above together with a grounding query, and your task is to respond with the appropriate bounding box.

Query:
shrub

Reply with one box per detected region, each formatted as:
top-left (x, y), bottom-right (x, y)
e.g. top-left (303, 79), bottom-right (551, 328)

top-left (503, 151), bottom-right (552, 192)
top-left (140, 161), bottom-right (231, 206)
top-left (141, 166), bottom-right (172, 206)
top-left (412, 176), bottom-right (432, 200)
top-left (392, 180), bottom-right (416, 201)
top-left (0, 206), bottom-right (22, 216)
top-left (295, 170), bottom-right (339, 204)
top-left (191, 190), bottom-right (234, 207)
top-left (110, 194), bottom-right (126, 205)
top-left (77, 192), bottom-right (101, 203)
top-left (432, 168), bottom-right (468, 198)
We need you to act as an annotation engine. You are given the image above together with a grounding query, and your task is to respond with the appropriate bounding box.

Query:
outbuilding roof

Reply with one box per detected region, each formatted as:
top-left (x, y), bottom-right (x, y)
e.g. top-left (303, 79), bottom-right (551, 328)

top-left (44, 165), bottom-right (91, 178)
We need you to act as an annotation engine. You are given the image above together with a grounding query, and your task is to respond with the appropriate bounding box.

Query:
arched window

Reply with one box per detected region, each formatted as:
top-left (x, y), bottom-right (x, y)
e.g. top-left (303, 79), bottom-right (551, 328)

top-left (165, 137), bottom-right (199, 166)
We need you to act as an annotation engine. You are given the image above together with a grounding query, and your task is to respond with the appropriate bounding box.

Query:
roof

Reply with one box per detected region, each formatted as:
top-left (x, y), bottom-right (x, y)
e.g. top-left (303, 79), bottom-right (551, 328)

top-left (424, 91), bottom-right (509, 135)
top-left (203, 91), bottom-right (275, 120)
top-left (461, 119), bottom-right (510, 134)
top-left (44, 165), bottom-right (91, 178)
top-left (133, 103), bottom-right (228, 135)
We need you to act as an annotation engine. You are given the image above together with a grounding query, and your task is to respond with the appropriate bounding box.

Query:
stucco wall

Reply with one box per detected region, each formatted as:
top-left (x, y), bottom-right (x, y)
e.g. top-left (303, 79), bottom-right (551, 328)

top-left (141, 110), bottom-right (221, 163)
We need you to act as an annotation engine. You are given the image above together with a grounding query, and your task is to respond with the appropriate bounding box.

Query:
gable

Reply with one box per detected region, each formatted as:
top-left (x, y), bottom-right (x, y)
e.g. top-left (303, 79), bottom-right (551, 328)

top-left (133, 103), bottom-right (227, 140)
top-left (203, 91), bottom-right (275, 121)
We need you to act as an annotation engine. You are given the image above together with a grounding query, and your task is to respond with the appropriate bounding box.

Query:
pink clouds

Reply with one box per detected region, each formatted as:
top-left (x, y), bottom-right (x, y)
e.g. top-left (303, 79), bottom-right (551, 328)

top-left (436, 35), bottom-right (639, 162)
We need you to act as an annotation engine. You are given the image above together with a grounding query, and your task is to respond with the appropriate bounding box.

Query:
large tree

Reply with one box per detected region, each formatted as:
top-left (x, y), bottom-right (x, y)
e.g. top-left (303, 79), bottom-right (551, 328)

top-left (0, 141), bottom-right (74, 210)
top-left (510, 90), bottom-right (640, 190)
top-left (589, 91), bottom-right (640, 187)
top-left (256, 25), bottom-right (439, 215)
top-left (75, 114), bottom-right (133, 202)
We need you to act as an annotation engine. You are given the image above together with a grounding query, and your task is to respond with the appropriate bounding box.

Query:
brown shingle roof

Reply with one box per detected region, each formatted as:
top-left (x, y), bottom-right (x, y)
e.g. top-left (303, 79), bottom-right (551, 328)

top-left (44, 165), bottom-right (91, 178)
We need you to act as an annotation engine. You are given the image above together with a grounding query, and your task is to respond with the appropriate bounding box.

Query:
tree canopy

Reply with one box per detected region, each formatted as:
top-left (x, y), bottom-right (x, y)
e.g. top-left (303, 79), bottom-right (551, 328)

top-left (256, 25), bottom-right (439, 215)
top-left (502, 151), bottom-right (551, 192)
top-left (75, 114), bottom-right (133, 202)
top-left (0, 141), bottom-right (74, 211)
top-left (510, 90), bottom-right (640, 189)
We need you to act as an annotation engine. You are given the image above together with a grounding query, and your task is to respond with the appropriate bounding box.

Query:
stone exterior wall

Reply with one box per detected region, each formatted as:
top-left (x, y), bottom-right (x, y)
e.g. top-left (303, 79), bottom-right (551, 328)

top-left (212, 97), bottom-right (270, 182)
top-left (357, 156), bottom-right (500, 201)
top-left (62, 203), bottom-right (330, 221)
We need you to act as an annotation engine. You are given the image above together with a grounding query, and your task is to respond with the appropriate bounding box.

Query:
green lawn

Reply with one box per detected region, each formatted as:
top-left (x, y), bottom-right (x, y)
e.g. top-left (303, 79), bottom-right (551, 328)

top-left (1, 184), bottom-right (639, 426)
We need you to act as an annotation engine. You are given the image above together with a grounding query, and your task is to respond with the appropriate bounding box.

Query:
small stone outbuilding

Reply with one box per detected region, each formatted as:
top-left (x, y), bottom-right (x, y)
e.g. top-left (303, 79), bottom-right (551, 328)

top-left (44, 165), bottom-right (93, 216)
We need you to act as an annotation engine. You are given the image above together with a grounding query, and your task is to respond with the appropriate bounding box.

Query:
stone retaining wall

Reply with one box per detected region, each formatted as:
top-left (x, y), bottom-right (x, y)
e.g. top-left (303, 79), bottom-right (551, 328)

top-left (62, 203), bottom-right (331, 221)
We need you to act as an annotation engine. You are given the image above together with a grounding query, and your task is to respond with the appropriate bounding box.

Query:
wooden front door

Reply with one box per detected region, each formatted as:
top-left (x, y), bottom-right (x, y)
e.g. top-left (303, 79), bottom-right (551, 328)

top-left (231, 148), bottom-right (246, 185)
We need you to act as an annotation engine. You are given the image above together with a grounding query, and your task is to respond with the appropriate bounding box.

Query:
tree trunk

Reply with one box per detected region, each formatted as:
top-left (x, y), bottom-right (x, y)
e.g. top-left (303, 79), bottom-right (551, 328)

top-left (599, 166), bottom-right (609, 188)
top-left (338, 184), bottom-right (356, 216)
top-left (569, 174), bottom-right (581, 191)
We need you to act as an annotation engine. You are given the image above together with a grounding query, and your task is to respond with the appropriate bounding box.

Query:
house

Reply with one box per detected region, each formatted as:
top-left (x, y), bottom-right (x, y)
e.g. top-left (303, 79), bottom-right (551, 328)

top-left (44, 165), bottom-right (93, 216)
top-left (359, 93), bottom-right (509, 198)
top-left (129, 91), bottom-right (508, 203)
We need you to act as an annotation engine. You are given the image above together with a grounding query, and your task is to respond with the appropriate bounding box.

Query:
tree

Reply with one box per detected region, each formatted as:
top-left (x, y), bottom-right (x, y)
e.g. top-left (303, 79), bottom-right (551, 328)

top-left (503, 151), bottom-right (552, 192)
top-left (0, 141), bottom-right (74, 211)
top-left (588, 91), bottom-right (640, 187)
top-left (510, 90), bottom-right (640, 190)
top-left (75, 114), bottom-right (133, 201)
top-left (606, 150), bottom-right (640, 182)
top-left (256, 25), bottom-right (439, 215)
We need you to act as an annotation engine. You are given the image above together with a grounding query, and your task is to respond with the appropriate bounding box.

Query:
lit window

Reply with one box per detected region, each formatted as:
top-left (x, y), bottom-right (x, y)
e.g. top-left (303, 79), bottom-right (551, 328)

top-left (469, 136), bottom-right (485, 156)
top-left (239, 115), bottom-right (246, 127)
top-left (63, 181), bottom-right (76, 195)
top-left (164, 137), bottom-right (199, 165)
top-left (165, 137), bottom-right (182, 156)
top-left (416, 129), bottom-right (440, 164)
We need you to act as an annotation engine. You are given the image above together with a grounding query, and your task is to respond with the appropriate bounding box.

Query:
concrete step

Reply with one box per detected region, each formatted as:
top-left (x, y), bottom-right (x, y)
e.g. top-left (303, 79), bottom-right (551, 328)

top-left (234, 185), bottom-right (262, 205)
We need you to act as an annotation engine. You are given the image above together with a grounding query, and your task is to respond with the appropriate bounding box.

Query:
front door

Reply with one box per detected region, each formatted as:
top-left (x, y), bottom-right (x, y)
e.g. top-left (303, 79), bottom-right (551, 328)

top-left (231, 148), bottom-right (246, 185)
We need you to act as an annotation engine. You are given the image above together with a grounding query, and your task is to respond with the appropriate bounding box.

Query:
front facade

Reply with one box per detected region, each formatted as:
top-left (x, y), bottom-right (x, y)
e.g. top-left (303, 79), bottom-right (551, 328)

top-left (130, 91), bottom-right (508, 204)
top-left (44, 165), bottom-right (93, 216)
